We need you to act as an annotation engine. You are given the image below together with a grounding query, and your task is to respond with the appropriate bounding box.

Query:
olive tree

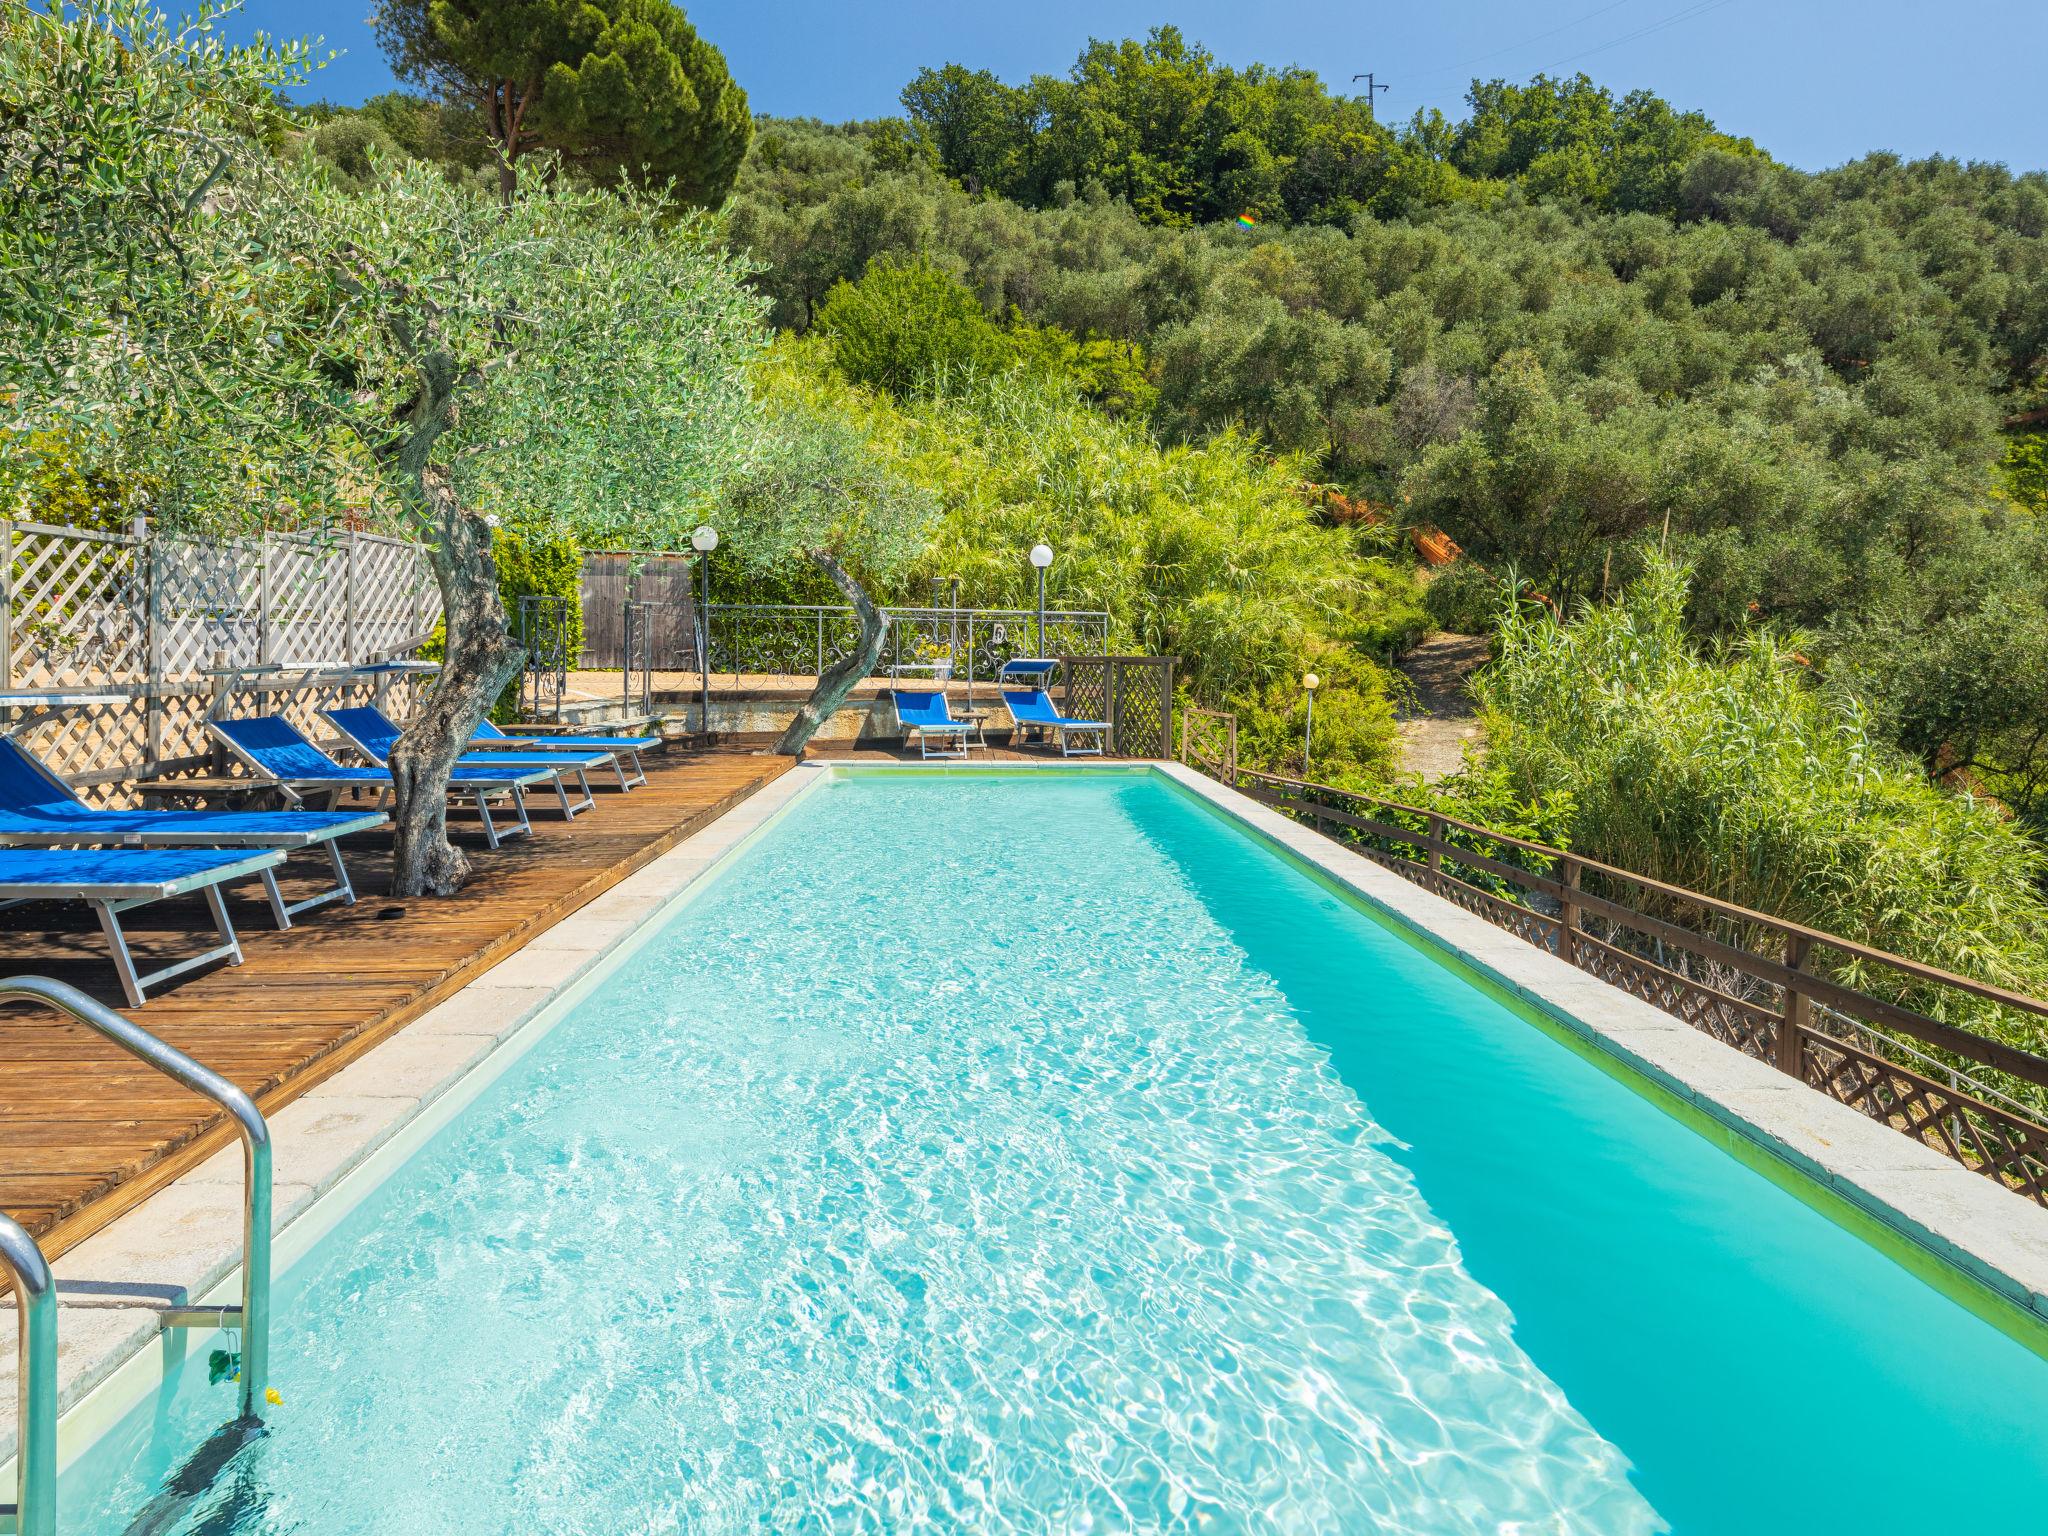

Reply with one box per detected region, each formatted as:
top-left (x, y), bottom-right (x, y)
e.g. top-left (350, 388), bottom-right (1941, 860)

top-left (3, 1), bottom-right (771, 896)
top-left (717, 379), bottom-right (936, 754)
top-left (309, 158), bottom-right (768, 891)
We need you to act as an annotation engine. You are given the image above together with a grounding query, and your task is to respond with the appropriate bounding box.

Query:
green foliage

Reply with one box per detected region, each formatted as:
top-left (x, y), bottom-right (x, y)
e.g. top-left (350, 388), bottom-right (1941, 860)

top-left (493, 525), bottom-right (585, 656)
top-left (6, 0), bottom-right (772, 558)
top-left (484, 524), bottom-right (584, 718)
top-left (1474, 558), bottom-right (2048, 1036)
top-left (1002, 319), bottom-right (1157, 418)
top-left (1822, 516), bottom-right (2048, 828)
top-left (299, 155), bottom-right (772, 550)
top-left (1, 431), bottom-right (145, 532)
top-left (1421, 561), bottom-right (1501, 635)
top-left (815, 257), bottom-right (1005, 396)
top-left (758, 341), bottom-right (1422, 750)
top-left (899, 29), bottom-right (1759, 226)
top-left (719, 371), bottom-right (938, 583)
top-left (814, 258), bottom-right (1161, 417)
top-left (1233, 644), bottom-right (1402, 784)
top-left (2003, 432), bottom-right (2048, 512)
top-left (295, 92), bottom-right (491, 188)
top-left (0, 0), bottom-right (332, 526)
top-left (371, 0), bottom-right (750, 203)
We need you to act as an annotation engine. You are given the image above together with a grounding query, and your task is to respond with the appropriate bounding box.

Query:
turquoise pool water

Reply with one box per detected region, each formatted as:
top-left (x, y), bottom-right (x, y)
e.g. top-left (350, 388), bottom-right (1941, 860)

top-left (55, 770), bottom-right (2048, 1533)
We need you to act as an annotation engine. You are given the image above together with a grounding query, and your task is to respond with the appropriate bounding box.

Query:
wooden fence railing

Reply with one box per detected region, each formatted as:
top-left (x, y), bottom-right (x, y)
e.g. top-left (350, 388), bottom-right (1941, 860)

top-left (1177, 739), bottom-right (2048, 1205)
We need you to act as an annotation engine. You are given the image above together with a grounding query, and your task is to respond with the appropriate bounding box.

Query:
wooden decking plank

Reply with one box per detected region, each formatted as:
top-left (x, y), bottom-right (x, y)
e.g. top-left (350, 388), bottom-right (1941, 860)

top-left (0, 750), bottom-right (790, 1260)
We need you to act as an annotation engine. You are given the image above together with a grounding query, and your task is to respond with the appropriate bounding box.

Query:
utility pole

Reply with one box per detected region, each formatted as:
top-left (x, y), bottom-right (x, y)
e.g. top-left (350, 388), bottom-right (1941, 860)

top-left (1351, 72), bottom-right (1388, 119)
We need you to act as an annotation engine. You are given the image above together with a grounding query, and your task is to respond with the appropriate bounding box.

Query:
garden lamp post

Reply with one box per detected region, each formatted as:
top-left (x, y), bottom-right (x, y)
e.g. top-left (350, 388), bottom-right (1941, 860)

top-left (692, 524), bottom-right (718, 739)
top-left (1302, 672), bottom-right (1320, 770)
top-left (1030, 542), bottom-right (1054, 656)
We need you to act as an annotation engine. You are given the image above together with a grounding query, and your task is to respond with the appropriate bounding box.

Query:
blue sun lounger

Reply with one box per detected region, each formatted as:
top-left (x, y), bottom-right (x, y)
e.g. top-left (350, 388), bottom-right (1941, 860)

top-left (210, 715), bottom-right (551, 849)
top-left (0, 739), bottom-right (384, 929)
top-left (323, 706), bottom-right (608, 820)
top-left (889, 690), bottom-right (974, 760)
top-left (470, 720), bottom-right (658, 790)
top-left (1002, 688), bottom-right (1111, 756)
top-left (0, 845), bottom-right (285, 1006)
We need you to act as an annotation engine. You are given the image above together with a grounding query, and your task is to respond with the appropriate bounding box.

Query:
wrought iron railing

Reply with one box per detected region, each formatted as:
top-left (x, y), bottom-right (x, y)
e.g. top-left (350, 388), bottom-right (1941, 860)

top-left (1176, 741), bottom-right (2048, 1205)
top-left (584, 600), bottom-right (1112, 682)
top-left (517, 595), bottom-right (573, 722)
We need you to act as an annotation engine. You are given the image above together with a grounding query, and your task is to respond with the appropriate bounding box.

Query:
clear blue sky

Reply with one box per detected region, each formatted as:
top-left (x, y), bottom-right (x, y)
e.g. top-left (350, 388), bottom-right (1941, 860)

top-left (228, 0), bottom-right (2047, 174)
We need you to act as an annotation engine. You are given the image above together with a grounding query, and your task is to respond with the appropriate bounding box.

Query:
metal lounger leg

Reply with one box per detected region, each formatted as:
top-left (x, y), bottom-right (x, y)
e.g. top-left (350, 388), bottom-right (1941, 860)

top-left (258, 866), bottom-right (293, 930)
top-left (551, 764), bottom-right (595, 819)
top-left (93, 883), bottom-right (246, 1008)
top-left (256, 841), bottom-right (358, 930)
top-left (475, 788), bottom-right (501, 849)
top-left (619, 748), bottom-right (647, 790)
top-left (510, 783), bottom-right (533, 839)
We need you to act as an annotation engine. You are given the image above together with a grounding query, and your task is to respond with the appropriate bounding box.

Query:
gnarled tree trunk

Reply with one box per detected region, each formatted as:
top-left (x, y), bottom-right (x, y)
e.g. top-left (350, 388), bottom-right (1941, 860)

top-left (387, 469), bottom-right (525, 896)
top-left (774, 549), bottom-right (888, 757)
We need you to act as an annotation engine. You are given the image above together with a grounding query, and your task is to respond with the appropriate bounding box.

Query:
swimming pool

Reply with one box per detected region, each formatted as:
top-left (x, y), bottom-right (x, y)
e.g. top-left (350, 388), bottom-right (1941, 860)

top-left (45, 768), bottom-right (2048, 1532)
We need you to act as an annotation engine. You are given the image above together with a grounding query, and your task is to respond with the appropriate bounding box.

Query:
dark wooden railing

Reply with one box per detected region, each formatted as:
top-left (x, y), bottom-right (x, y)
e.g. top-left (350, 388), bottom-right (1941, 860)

top-left (1185, 752), bottom-right (2048, 1205)
top-left (1060, 656), bottom-right (1175, 758)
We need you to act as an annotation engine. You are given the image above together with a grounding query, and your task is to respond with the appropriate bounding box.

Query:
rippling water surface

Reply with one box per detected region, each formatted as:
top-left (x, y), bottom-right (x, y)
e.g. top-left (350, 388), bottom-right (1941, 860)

top-left (59, 771), bottom-right (2048, 1533)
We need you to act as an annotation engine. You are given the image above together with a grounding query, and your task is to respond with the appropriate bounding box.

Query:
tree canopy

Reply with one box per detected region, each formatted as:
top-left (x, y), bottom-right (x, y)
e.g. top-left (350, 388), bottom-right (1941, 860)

top-left (371, 0), bottom-right (751, 203)
top-left (898, 28), bottom-right (1760, 226)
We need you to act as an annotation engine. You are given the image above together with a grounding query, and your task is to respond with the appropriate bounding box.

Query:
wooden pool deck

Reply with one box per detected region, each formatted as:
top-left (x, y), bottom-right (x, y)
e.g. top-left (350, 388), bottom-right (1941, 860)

top-left (0, 749), bottom-right (791, 1261)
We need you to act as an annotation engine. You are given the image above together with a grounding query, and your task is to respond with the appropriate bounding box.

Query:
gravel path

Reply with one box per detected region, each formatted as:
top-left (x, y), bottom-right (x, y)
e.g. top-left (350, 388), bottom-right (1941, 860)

top-left (1394, 632), bottom-right (1490, 783)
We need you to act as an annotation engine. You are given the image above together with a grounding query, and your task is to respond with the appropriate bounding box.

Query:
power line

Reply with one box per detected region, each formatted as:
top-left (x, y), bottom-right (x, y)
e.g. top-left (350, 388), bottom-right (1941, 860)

top-left (1540, 0), bottom-right (1744, 72)
top-left (1351, 71), bottom-right (1389, 118)
top-left (1405, 0), bottom-right (1642, 84)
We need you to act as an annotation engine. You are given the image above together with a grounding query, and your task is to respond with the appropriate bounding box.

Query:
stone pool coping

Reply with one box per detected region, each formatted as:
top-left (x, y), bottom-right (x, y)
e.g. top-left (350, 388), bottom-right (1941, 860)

top-left (8, 756), bottom-right (2048, 1471)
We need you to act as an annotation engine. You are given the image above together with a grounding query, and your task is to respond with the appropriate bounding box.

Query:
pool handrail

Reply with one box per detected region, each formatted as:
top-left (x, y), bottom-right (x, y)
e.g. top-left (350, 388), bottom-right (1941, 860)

top-left (0, 977), bottom-right (272, 1424)
top-left (1, 1211), bottom-right (55, 1536)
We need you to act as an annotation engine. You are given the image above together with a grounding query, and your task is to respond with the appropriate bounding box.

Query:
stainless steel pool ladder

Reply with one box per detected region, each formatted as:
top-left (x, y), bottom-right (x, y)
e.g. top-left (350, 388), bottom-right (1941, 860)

top-left (2, 1212), bottom-right (55, 1536)
top-left (0, 977), bottom-right (273, 1534)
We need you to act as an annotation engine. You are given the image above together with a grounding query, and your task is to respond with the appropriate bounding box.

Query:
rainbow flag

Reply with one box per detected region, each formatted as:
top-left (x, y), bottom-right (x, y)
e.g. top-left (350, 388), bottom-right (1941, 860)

top-left (1235, 211), bottom-right (1259, 229)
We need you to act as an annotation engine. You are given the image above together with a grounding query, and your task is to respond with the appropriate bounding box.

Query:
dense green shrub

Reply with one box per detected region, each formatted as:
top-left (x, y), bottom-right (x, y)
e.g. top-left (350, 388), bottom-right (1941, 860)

top-left (815, 256), bottom-right (1005, 396)
top-left (2003, 432), bottom-right (2048, 512)
top-left (1421, 561), bottom-right (1501, 635)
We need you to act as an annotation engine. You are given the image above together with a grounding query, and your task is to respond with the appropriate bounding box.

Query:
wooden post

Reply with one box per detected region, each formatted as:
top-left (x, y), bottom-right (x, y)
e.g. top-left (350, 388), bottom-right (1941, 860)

top-left (0, 520), bottom-right (13, 691)
top-left (343, 531), bottom-right (359, 664)
top-left (258, 536), bottom-right (273, 665)
top-left (140, 518), bottom-right (163, 774)
top-left (1560, 855), bottom-right (1582, 965)
top-left (1224, 713), bottom-right (1237, 781)
top-left (1159, 658), bottom-right (1174, 762)
top-left (1778, 932), bottom-right (1812, 1078)
top-left (1425, 813), bottom-right (1446, 890)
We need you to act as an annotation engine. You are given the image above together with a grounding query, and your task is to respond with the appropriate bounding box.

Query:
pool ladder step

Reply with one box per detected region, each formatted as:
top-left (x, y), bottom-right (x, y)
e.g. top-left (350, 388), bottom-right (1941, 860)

top-left (1, 977), bottom-right (276, 1536)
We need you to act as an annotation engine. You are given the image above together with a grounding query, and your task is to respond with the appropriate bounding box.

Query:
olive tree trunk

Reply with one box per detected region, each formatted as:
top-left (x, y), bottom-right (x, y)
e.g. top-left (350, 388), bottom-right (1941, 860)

top-left (387, 467), bottom-right (525, 896)
top-left (774, 549), bottom-right (888, 757)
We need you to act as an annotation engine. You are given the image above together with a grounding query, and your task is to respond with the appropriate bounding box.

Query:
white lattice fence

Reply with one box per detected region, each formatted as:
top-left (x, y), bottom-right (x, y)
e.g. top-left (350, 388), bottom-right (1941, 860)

top-left (2, 520), bottom-right (442, 804)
